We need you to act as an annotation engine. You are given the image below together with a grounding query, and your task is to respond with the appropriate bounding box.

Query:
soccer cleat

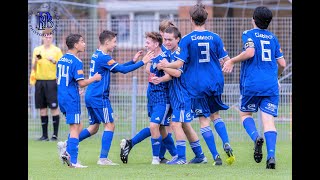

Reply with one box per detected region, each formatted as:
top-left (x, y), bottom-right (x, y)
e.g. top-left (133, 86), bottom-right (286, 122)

top-left (120, 139), bottom-right (132, 164)
top-left (223, 143), bottom-right (235, 165)
top-left (97, 158), bottom-right (119, 165)
top-left (166, 158), bottom-right (187, 165)
top-left (57, 141), bottom-right (67, 164)
top-left (61, 151), bottom-right (72, 167)
top-left (254, 136), bottom-right (264, 163)
top-left (166, 157), bottom-right (187, 165)
top-left (213, 155), bottom-right (222, 166)
top-left (170, 155), bottom-right (178, 162)
top-left (151, 156), bottom-right (160, 165)
top-left (266, 157), bottom-right (276, 169)
top-left (160, 157), bottom-right (169, 164)
top-left (51, 135), bottom-right (58, 141)
top-left (37, 136), bottom-right (49, 141)
top-left (70, 163), bottom-right (88, 168)
top-left (188, 154), bottom-right (208, 164)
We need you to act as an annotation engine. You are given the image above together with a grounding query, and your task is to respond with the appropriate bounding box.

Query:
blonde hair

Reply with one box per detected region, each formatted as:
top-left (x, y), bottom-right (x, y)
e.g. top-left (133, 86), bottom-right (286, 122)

top-left (159, 19), bottom-right (175, 33)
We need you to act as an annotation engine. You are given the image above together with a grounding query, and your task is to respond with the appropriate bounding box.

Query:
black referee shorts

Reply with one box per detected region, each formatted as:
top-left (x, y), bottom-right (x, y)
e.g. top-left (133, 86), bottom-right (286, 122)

top-left (35, 80), bottom-right (58, 109)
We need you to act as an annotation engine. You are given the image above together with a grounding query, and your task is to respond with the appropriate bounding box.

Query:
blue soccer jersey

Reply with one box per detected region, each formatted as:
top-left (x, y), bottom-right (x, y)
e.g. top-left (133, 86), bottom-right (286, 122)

top-left (239, 28), bottom-right (284, 96)
top-left (56, 53), bottom-right (84, 114)
top-left (168, 50), bottom-right (193, 123)
top-left (161, 44), bottom-right (168, 52)
top-left (175, 30), bottom-right (228, 98)
top-left (147, 52), bottom-right (170, 106)
top-left (85, 49), bottom-right (118, 108)
top-left (168, 50), bottom-right (189, 110)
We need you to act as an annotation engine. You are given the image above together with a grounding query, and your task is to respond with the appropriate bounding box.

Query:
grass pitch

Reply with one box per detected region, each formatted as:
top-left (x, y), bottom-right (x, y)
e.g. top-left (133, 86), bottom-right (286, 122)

top-left (28, 138), bottom-right (292, 180)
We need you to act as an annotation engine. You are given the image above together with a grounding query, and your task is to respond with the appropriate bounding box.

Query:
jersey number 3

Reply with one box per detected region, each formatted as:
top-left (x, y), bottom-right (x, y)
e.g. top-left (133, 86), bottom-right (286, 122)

top-left (198, 42), bottom-right (210, 63)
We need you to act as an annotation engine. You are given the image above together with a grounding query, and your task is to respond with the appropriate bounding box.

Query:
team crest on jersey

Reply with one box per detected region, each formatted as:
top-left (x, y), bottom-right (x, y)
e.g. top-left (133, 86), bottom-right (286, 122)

top-left (152, 62), bottom-right (157, 69)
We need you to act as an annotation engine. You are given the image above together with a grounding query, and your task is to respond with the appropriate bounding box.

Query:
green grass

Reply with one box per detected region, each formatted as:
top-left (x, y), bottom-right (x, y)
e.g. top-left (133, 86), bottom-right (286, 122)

top-left (28, 138), bottom-right (292, 180)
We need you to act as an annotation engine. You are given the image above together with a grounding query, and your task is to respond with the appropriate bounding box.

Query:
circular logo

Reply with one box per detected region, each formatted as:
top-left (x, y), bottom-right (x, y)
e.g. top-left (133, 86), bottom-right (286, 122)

top-left (28, 3), bottom-right (59, 36)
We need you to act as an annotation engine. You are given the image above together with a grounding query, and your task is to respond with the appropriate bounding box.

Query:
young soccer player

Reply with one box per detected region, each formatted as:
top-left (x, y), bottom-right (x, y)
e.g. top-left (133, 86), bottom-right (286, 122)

top-left (57, 33), bottom-right (102, 168)
top-left (157, 19), bottom-right (175, 162)
top-left (57, 30), bottom-right (154, 166)
top-left (142, 31), bottom-right (177, 165)
top-left (154, 26), bottom-right (207, 165)
top-left (222, 6), bottom-right (286, 169)
top-left (158, 2), bottom-right (235, 165)
top-left (120, 20), bottom-right (177, 164)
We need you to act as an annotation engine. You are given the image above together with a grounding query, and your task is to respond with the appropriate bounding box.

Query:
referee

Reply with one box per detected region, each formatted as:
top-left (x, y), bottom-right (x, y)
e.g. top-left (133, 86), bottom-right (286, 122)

top-left (31, 32), bottom-right (63, 141)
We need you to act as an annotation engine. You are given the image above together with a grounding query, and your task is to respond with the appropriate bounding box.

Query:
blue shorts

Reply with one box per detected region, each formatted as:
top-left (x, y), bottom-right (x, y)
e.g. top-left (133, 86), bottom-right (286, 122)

top-left (59, 99), bottom-right (81, 115)
top-left (148, 104), bottom-right (171, 126)
top-left (239, 95), bottom-right (279, 117)
top-left (87, 105), bottom-right (114, 125)
top-left (170, 95), bottom-right (193, 123)
top-left (62, 112), bottom-right (81, 125)
top-left (171, 108), bottom-right (193, 123)
top-left (192, 95), bottom-right (229, 118)
top-left (59, 101), bottom-right (82, 125)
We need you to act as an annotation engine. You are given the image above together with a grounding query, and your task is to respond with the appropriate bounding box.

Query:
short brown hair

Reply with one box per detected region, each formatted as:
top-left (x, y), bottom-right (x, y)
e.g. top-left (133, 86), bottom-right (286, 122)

top-left (159, 19), bottom-right (175, 32)
top-left (189, 3), bottom-right (208, 26)
top-left (99, 30), bottom-right (117, 44)
top-left (145, 32), bottom-right (163, 47)
top-left (164, 26), bottom-right (181, 40)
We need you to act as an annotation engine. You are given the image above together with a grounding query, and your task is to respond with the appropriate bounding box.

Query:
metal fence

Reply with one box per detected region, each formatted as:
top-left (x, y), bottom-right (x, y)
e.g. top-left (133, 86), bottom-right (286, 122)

top-left (28, 17), bottom-right (292, 142)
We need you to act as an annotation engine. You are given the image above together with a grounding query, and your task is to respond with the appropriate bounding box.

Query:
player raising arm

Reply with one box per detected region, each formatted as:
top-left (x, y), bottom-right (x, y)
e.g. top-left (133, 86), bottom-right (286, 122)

top-left (57, 30), bottom-right (153, 166)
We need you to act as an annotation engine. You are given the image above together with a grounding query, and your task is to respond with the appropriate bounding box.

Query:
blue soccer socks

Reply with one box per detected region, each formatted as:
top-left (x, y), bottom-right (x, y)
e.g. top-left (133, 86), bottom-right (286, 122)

top-left (201, 126), bottom-right (219, 159)
top-left (264, 131), bottom-right (277, 160)
top-left (132, 127), bottom-right (151, 147)
top-left (100, 131), bottom-right (114, 158)
top-left (176, 140), bottom-right (186, 159)
top-left (213, 118), bottom-right (230, 146)
top-left (243, 117), bottom-right (260, 142)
